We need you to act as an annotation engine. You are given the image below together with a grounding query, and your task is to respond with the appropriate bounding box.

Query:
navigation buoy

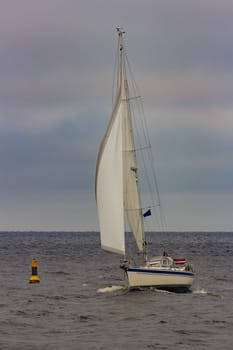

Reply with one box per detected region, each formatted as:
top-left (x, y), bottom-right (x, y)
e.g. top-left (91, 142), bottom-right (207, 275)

top-left (29, 258), bottom-right (40, 283)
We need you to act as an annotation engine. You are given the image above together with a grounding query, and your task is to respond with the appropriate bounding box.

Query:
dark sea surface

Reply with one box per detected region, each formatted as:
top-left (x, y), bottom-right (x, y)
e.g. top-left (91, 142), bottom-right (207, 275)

top-left (0, 231), bottom-right (232, 350)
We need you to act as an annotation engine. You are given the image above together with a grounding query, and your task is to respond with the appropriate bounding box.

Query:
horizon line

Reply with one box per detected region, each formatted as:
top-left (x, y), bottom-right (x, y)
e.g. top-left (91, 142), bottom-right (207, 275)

top-left (0, 230), bottom-right (232, 233)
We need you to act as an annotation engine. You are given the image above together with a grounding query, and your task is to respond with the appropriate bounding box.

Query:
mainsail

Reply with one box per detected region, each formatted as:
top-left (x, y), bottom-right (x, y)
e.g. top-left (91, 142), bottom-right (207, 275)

top-left (95, 91), bottom-right (125, 254)
top-left (95, 29), bottom-right (144, 255)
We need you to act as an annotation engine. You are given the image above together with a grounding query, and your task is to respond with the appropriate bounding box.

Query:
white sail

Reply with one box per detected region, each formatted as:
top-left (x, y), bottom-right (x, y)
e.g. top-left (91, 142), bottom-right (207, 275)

top-left (121, 80), bottom-right (144, 252)
top-left (96, 30), bottom-right (144, 255)
top-left (95, 91), bottom-right (125, 255)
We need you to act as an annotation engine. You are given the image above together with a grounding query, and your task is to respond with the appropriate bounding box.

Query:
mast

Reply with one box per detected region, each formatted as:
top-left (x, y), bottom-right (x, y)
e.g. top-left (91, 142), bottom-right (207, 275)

top-left (116, 28), bottom-right (147, 262)
top-left (95, 28), bottom-right (148, 260)
top-left (116, 28), bottom-right (125, 92)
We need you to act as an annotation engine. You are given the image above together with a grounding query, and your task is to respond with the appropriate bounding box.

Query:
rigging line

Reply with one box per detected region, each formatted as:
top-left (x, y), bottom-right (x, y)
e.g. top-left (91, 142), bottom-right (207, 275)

top-left (135, 145), bottom-right (152, 152)
top-left (142, 204), bottom-right (160, 210)
top-left (121, 34), bottom-right (167, 233)
top-left (121, 96), bottom-right (141, 101)
top-left (127, 111), bottom-right (160, 225)
top-left (131, 104), bottom-right (160, 216)
top-left (125, 54), bottom-right (150, 153)
top-left (124, 82), bottom-right (155, 206)
top-left (124, 50), bottom-right (151, 145)
top-left (147, 146), bottom-right (168, 232)
top-left (131, 98), bottom-right (162, 215)
top-left (124, 145), bottom-right (151, 152)
top-left (136, 117), bottom-right (167, 231)
top-left (125, 56), bottom-right (167, 232)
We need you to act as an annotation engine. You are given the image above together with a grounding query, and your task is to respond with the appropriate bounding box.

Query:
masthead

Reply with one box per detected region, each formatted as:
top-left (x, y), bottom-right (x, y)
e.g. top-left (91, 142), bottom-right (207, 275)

top-left (116, 27), bottom-right (126, 36)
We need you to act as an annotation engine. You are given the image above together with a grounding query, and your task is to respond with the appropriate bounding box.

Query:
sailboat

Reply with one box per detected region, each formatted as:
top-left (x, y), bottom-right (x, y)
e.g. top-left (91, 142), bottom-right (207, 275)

top-left (95, 28), bottom-right (194, 291)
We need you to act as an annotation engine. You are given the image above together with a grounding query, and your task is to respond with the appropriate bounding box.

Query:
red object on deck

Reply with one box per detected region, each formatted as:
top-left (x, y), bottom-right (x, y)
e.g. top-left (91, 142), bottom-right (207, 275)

top-left (173, 258), bottom-right (186, 265)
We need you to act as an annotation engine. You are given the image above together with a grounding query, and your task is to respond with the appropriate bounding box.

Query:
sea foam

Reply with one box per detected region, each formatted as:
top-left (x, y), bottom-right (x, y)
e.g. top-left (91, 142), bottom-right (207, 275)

top-left (97, 285), bottom-right (125, 293)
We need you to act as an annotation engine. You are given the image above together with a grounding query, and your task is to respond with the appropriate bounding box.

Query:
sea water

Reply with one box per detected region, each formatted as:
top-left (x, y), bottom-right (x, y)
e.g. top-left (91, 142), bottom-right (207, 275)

top-left (0, 231), bottom-right (232, 349)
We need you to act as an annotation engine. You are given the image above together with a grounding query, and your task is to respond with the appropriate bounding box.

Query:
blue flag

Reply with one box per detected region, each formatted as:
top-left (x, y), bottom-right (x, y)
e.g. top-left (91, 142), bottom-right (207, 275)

top-left (143, 209), bottom-right (151, 217)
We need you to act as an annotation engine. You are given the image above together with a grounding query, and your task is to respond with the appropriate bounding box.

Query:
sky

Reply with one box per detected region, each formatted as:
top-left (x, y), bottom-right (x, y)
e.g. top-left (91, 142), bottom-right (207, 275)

top-left (0, 0), bottom-right (233, 231)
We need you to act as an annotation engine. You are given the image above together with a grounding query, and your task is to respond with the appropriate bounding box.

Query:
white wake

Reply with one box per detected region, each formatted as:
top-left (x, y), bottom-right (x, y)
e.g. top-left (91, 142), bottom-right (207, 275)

top-left (193, 287), bottom-right (208, 295)
top-left (97, 285), bottom-right (125, 293)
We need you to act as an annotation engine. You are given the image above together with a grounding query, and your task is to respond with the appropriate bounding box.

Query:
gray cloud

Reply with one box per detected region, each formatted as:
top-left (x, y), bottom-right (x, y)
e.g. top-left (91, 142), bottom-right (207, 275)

top-left (0, 0), bottom-right (233, 230)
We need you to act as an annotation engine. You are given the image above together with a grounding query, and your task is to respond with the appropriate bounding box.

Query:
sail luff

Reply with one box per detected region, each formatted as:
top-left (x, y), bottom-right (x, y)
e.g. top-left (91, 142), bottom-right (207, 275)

top-left (119, 32), bottom-right (145, 253)
top-left (95, 90), bottom-right (125, 255)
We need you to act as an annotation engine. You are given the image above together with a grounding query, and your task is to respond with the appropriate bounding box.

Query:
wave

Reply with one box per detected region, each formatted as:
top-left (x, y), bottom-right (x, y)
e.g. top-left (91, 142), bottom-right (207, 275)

top-left (97, 285), bottom-right (125, 293)
top-left (193, 287), bottom-right (208, 295)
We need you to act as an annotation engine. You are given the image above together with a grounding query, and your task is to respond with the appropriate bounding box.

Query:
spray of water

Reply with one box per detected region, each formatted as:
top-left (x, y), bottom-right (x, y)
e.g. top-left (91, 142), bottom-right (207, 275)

top-left (97, 285), bottom-right (125, 293)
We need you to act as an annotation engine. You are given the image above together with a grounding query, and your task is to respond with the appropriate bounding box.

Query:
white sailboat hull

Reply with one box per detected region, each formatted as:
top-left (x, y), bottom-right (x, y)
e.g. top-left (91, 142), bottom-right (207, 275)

top-left (126, 268), bottom-right (194, 291)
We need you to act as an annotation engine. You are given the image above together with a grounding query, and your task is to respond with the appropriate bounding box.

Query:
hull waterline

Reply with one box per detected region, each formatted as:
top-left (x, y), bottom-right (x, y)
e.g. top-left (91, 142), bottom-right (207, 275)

top-left (126, 268), bottom-right (194, 292)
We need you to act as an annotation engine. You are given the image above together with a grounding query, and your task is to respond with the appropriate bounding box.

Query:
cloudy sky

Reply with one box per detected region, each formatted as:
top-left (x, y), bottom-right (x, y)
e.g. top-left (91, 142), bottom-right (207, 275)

top-left (0, 0), bottom-right (233, 231)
